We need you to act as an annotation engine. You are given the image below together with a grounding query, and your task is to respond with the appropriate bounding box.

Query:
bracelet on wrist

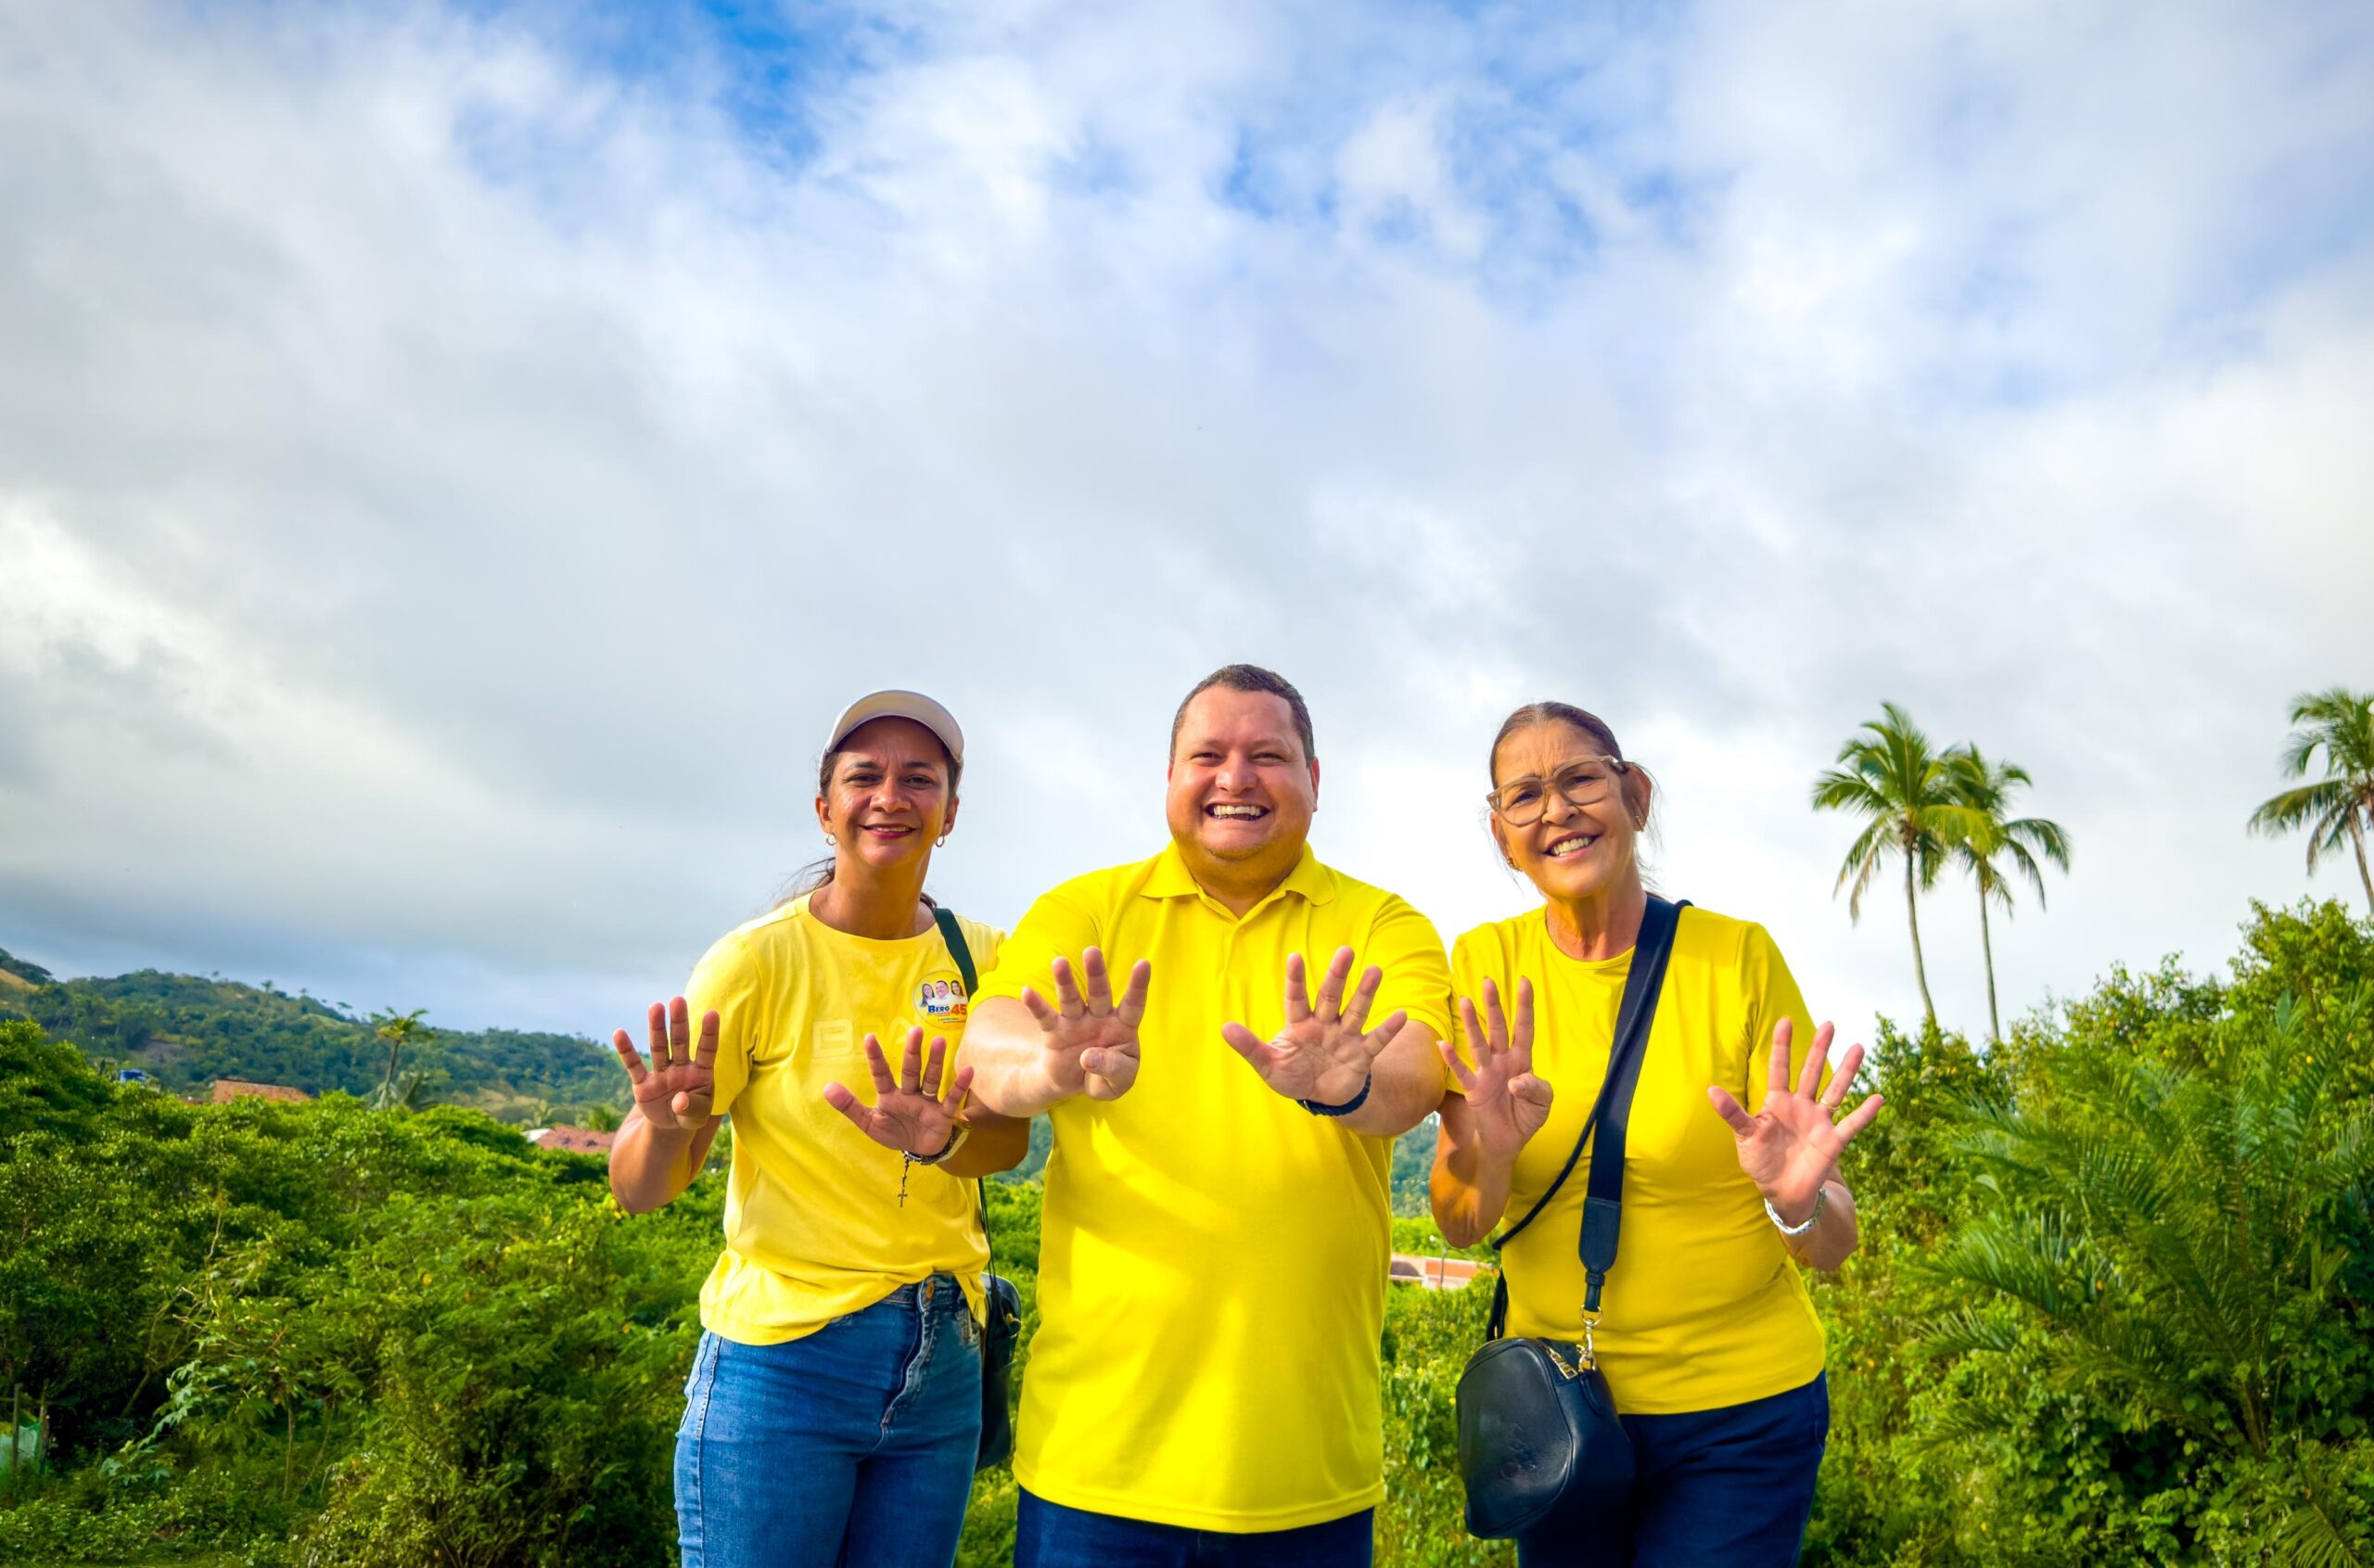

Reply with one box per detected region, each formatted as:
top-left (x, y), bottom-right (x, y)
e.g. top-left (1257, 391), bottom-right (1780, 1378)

top-left (906, 1122), bottom-right (970, 1167)
top-left (1299, 1072), bottom-right (1373, 1118)
top-left (1764, 1185), bottom-right (1826, 1236)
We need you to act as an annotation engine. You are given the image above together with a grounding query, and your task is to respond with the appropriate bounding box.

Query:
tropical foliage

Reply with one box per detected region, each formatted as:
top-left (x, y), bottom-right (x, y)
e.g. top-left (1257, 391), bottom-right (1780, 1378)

top-left (1811, 702), bottom-right (1978, 1026)
top-left (1944, 747), bottom-right (2072, 1041)
top-left (2250, 686), bottom-right (2374, 915)
top-left (0, 959), bottom-right (626, 1124)
top-left (4, 901), bottom-right (2370, 1566)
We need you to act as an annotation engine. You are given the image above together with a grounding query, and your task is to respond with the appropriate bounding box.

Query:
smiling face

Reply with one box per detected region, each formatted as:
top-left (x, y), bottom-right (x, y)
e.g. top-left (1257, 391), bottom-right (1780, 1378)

top-left (813, 716), bottom-right (957, 875)
top-left (1489, 719), bottom-right (1651, 906)
top-left (1166, 685), bottom-right (1319, 891)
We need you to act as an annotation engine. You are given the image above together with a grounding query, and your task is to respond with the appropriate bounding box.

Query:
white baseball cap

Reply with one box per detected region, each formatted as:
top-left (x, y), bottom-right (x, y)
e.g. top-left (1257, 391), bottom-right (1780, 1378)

top-left (824, 689), bottom-right (965, 769)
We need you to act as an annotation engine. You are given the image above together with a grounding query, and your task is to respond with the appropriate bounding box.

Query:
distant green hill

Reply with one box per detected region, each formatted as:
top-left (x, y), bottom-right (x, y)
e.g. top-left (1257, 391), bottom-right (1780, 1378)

top-left (0, 946), bottom-right (624, 1120)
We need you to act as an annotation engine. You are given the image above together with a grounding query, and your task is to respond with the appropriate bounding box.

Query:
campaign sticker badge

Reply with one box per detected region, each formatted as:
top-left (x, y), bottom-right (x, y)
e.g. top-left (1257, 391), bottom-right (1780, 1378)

top-left (919, 978), bottom-right (967, 1024)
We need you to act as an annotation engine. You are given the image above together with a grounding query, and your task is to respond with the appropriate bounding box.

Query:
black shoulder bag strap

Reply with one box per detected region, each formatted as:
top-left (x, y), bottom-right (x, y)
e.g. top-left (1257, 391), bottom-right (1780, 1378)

top-left (926, 903), bottom-right (994, 1265)
top-left (1484, 897), bottom-right (1689, 1341)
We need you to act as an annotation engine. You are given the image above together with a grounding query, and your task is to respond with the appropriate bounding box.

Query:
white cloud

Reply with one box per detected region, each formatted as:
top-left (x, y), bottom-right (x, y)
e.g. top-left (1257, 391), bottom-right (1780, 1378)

top-left (1, 0), bottom-right (2368, 1056)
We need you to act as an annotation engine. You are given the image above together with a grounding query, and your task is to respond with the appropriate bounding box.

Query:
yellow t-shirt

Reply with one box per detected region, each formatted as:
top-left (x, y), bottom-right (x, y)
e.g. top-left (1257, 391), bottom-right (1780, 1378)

top-left (684, 896), bottom-right (1005, 1345)
top-left (1450, 905), bottom-right (1826, 1415)
top-left (972, 844), bottom-right (1454, 1532)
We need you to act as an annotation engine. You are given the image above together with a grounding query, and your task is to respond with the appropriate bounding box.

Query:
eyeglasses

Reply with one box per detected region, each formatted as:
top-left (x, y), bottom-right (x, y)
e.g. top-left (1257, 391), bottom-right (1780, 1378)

top-left (1486, 757), bottom-right (1627, 826)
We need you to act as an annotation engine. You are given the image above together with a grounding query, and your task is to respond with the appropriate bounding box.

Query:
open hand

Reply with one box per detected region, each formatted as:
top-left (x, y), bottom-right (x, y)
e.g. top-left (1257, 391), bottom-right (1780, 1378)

top-left (1021, 948), bottom-right (1150, 1103)
top-left (823, 1028), bottom-right (972, 1157)
top-left (1222, 948), bottom-right (1405, 1108)
top-left (1442, 976), bottom-right (1552, 1164)
top-left (612, 997), bottom-right (717, 1132)
top-left (1706, 1019), bottom-right (1883, 1222)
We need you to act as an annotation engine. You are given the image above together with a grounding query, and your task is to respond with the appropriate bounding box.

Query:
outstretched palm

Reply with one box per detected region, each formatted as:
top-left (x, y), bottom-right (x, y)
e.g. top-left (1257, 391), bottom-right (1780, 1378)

top-left (1442, 976), bottom-right (1552, 1163)
top-left (1707, 1018), bottom-right (1883, 1220)
top-left (823, 1028), bottom-right (972, 1157)
top-left (611, 997), bottom-right (717, 1132)
top-left (1021, 948), bottom-right (1151, 1102)
top-left (1223, 948), bottom-right (1407, 1107)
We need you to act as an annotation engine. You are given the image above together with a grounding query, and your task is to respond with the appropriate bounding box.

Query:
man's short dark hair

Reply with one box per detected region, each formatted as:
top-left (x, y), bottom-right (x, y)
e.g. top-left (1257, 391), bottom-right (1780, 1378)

top-left (1169, 664), bottom-right (1316, 762)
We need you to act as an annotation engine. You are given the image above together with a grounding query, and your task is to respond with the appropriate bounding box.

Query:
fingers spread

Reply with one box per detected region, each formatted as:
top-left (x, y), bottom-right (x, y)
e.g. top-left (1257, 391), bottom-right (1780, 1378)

top-left (1438, 1038), bottom-right (1478, 1092)
top-left (1480, 976), bottom-right (1510, 1056)
top-left (695, 1010), bottom-right (721, 1070)
top-left (920, 1034), bottom-right (947, 1099)
top-left (1220, 1021), bottom-right (1269, 1067)
top-left (1314, 948), bottom-right (1356, 1021)
top-left (1819, 1042), bottom-right (1866, 1112)
top-left (940, 1062), bottom-right (975, 1115)
top-left (1457, 997), bottom-right (1487, 1065)
top-left (646, 1002), bottom-right (670, 1067)
top-left (670, 996), bottom-right (695, 1063)
top-left (1512, 977), bottom-right (1536, 1060)
top-left (1361, 1010), bottom-right (1408, 1059)
top-left (1052, 956), bottom-right (1087, 1018)
top-left (1117, 960), bottom-right (1152, 1031)
top-left (1767, 1017), bottom-right (1794, 1097)
top-left (1796, 1021), bottom-right (1834, 1100)
top-left (900, 1029), bottom-right (924, 1096)
top-left (1083, 947), bottom-right (1113, 1013)
top-left (1343, 963), bottom-right (1383, 1034)
top-left (863, 1035), bottom-right (898, 1096)
top-left (1836, 1093), bottom-right (1885, 1141)
top-left (611, 1029), bottom-right (648, 1084)
top-left (1022, 986), bottom-right (1062, 1033)
top-left (1707, 1084), bottom-right (1757, 1136)
top-left (1283, 951), bottom-right (1312, 1025)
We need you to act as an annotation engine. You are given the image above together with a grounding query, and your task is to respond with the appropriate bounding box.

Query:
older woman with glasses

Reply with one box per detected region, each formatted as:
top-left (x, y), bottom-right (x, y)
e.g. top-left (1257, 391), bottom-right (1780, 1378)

top-left (1432, 701), bottom-right (1882, 1568)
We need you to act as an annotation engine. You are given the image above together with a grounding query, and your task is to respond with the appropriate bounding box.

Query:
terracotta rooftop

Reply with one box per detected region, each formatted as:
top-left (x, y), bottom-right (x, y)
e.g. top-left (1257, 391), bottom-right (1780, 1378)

top-left (211, 1079), bottom-right (313, 1104)
top-left (526, 1125), bottom-right (617, 1154)
top-left (1388, 1253), bottom-right (1486, 1290)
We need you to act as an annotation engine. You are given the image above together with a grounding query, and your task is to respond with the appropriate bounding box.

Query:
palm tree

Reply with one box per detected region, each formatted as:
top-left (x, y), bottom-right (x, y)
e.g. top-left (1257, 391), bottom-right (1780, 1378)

top-left (2248, 688), bottom-right (2374, 916)
top-left (1946, 747), bottom-right (2072, 1043)
top-left (1811, 703), bottom-right (1978, 1029)
top-left (367, 1008), bottom-right (429, 1110)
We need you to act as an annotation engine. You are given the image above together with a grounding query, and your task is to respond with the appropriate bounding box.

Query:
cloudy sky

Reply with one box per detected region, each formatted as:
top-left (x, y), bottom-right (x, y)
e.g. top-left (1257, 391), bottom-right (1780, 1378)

top-left (3, 0), bottom-right (2368, 1056)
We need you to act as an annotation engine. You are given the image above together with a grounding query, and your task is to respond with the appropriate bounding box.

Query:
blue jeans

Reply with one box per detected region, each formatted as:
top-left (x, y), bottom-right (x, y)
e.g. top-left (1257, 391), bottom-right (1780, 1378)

top-left (675, 1275), bottom-right (982, 1568)
top-left (1516, 1373), bottom-right (1828, 1568)
top-left (1016, 1491), bottom-right (1373, 1567)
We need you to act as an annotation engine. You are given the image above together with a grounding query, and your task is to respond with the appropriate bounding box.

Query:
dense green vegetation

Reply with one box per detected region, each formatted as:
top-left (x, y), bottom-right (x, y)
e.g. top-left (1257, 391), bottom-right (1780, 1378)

top-left (3, 900), bottom-right (2368, 1565)
top-left (0, 951), bottom-right (625, 1124)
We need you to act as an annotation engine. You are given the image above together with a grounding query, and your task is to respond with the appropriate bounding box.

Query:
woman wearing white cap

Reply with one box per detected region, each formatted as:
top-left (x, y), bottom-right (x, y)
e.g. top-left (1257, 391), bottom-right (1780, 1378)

top-left (607, 689), bottom-right (1026, 1568)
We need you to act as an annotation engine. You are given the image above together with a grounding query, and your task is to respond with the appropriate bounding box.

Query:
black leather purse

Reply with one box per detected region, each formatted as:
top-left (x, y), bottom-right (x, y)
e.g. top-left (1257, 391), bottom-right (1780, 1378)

top-left (929, 906), bottom-right (1024, 1472)
top-left (1454, 897), bottom-right (1689, 1540)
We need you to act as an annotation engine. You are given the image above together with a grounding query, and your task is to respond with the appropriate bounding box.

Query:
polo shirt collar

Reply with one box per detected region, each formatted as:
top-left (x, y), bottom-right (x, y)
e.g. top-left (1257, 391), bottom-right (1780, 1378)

top-left (1142, 841), bottom-right (1338, 910)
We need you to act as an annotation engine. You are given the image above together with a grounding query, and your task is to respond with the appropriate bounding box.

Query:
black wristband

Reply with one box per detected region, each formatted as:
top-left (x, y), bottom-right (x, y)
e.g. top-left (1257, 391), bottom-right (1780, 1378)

top-left (1299, 1073), bottom-right (1372, 1117)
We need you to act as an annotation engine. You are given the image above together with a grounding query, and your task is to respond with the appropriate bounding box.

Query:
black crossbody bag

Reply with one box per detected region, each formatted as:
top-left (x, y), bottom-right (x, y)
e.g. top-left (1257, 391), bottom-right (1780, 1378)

top-left (928, 905), bottom-right (1025, 1473)
top-left (1454, 896), bottom-right (1689, 1540)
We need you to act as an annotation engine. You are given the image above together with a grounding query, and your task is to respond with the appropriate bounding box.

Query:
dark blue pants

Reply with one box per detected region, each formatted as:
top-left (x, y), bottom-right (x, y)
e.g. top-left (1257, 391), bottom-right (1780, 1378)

top-left (1516, 1373), bottom-right (1828, 1568)
top-left (1017, 1491), bottom-right (1374, 1567)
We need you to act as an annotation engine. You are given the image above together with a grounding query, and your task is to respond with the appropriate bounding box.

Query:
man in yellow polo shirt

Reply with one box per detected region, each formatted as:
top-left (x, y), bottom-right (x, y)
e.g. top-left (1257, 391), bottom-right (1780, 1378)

top-left (964, 664), bottom-right (1452, 1567)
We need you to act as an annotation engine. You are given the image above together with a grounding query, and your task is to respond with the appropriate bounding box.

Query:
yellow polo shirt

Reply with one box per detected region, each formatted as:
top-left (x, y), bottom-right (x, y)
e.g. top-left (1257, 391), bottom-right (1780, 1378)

top-left (973, 844), bottom-right (1453, 1531)
top-left (684, 896), bottom-right (1004, 1345)
top-left (1450, 905), bottom-right (1827, 1414)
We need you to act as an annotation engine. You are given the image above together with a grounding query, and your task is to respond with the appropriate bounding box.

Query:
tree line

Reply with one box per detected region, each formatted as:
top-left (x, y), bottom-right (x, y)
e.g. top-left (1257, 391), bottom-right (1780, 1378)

top-left (4, 895), bottom-right (2369, 1565)
top-left (1812, 686), bottom-right (2374, 1040)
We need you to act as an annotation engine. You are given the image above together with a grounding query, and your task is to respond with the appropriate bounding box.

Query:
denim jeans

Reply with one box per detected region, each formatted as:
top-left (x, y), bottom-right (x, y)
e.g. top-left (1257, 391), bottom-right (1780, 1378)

top-left (675, 1275), bottom-right (982, 1568)
top-left (1516, 1373), bottom-right (1829, 1568)
top-left (1016, 1491), bottom-right (1374, 1568)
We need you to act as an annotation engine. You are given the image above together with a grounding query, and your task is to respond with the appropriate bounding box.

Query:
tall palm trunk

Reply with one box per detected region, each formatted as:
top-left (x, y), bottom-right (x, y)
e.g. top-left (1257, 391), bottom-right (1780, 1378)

top-left (1903, 845), bottom-right (1937, 1028)
top-left (2352, 807), bottom-right (2374, 917)
top-left (1978, 886), bottom-right (2000, 1044)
